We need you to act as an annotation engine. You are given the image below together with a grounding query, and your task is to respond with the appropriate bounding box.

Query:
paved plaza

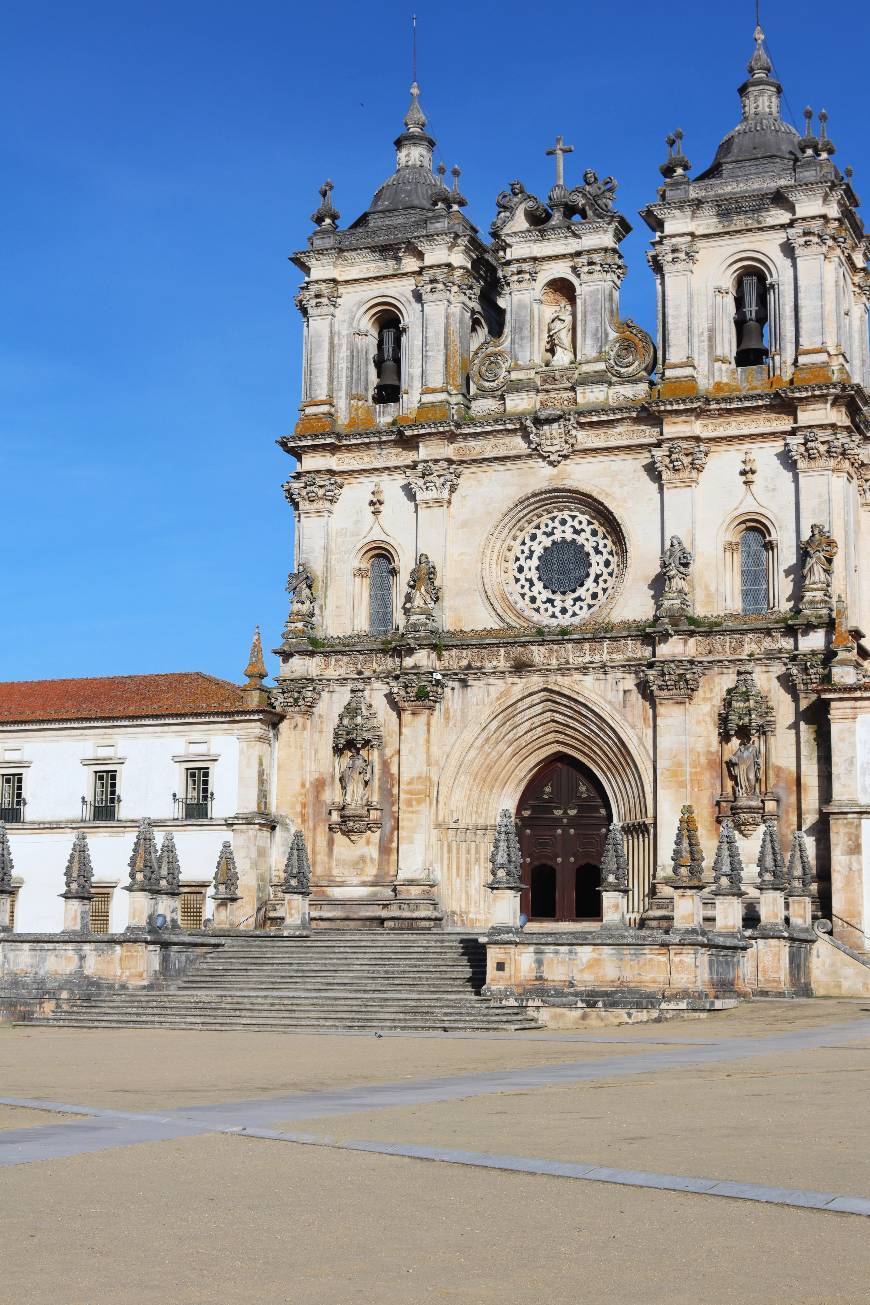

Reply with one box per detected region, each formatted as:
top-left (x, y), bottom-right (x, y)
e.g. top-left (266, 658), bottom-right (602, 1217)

top-left (2, 1000), bottom-right (870, 1304)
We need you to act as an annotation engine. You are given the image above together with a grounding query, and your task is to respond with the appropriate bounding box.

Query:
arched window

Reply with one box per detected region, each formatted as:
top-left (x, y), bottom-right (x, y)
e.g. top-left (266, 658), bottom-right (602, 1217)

top-left (733, 269), bottom-right (769, 368)
top-left (372, 314), bottom-right (402, 405)
top-left (740, 527), bottom-right (769, 614)
top-left (368, 553), bottom-right (394, 633)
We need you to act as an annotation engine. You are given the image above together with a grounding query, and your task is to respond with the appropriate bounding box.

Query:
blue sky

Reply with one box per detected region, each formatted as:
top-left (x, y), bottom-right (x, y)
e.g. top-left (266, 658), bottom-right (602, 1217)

top-left (3, 0), bottom-right (868, 684)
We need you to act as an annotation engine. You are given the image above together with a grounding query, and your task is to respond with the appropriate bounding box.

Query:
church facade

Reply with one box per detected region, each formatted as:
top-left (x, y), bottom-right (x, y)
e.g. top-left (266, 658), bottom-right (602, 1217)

top-left (273, 23), bottom-right (870, 946)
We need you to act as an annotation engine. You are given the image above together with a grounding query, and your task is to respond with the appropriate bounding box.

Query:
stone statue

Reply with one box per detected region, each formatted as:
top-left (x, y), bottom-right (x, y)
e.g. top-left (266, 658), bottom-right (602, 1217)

top-left (726, 740), bottom-right (761, 798)
top-left (656, 535), bottom-right (693, 619)
top-left (545, 303), bottom-right (574, 367)
top-left (403, 553), bottom-right (440, 631)
top-left (339, 748), bottom-right (371, 811)
top-left (491, 179), bottom-right (527, 233)
top-left (284, 563), bottom-right (316, 634)
top-left (800, 523), bottom-right (837, 617)
top-left (569, 169), bottom-right (618, 219)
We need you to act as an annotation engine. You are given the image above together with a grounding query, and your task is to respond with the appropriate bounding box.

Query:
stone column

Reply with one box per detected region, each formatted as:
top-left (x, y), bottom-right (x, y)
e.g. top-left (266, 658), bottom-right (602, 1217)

top-left (651, 437), bottom-right (708, 600)
top-left (296, 281), bottom-right (338, 428)
top-left (649, 240), bottom-right (698, 395)
top-left (417, 269), bottom-right (451, 420)
top-left (392, 670), bottom-right (443, 903)
top-left (821, 690), bottom-right (870, 949)
top-left (406, 461), bottom-right (459, 627)
top-left (787, 224), bottom-right (831, 379)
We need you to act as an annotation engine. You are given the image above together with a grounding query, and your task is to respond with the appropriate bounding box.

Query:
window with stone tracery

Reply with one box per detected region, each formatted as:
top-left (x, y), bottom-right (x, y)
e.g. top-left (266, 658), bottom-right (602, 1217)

top-left (723, 517), bottom-right (778, 614)
top-left (368, 553), bottom-right (394, 633)
top-left (511, 510), bottom-right (619, 624)
top-left (740, 527), bottom-right (769, 613)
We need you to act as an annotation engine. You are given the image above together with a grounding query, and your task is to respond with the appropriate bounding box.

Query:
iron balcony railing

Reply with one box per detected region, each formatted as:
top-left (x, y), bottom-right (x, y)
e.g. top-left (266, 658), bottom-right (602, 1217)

top-left (172, 791), bottom-right (215, 821)
top-left (81, 796), bottom-right (121, 822)
top-left (0, 800), bottom-right (25, 824)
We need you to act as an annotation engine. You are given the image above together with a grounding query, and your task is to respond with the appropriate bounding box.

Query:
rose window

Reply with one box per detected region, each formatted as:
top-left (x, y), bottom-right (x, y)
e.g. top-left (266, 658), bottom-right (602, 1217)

top-left (511, 510), bottom-right (618, 623)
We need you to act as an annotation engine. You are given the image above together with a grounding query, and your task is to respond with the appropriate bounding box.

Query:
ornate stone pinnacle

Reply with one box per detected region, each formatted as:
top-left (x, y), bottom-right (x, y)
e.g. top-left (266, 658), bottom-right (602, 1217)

top-left (757, 819), bottom-right (786, 890)
top-left (711, 819), bottom-right (744, 894)
top-left (157, 832), bottom-right (181, 895)
top-left (670, 804), bottom-right (704, 885)
top-left (0, 821), bottom-right (14, 893)
top-left (64, 830), bottom-right (94, 898)
top-left (600, 823), bottom-right (629, 892)
top-left (488, 810), bottom-right (523, 889)
top-left (786, 830), bottom-right (814, 896)
top-left (127, 818), bottom-right (160, 892)
top-left (213, 841), bottom-right (239, 899)
top-left (283, 829), bottom-right (312, 894)
top-left (310, 179), bottom-right (340, 230)
top-left (244, 626), bottom-right (267, 686)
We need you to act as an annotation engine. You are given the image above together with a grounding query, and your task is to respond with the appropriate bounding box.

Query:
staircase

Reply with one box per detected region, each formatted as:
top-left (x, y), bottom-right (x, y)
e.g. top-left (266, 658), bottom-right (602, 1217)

top-left (34, 932), bottom-right (540, 1033)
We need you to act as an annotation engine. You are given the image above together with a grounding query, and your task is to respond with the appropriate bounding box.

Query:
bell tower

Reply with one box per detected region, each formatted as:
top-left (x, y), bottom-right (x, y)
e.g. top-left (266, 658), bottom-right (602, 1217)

top-left (642, 23), bottom-right (870, 396)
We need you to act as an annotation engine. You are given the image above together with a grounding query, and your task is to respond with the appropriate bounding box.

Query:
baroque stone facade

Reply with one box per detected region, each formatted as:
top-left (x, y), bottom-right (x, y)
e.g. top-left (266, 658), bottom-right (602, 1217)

top-left (272, 21), bottom-right (870, 943)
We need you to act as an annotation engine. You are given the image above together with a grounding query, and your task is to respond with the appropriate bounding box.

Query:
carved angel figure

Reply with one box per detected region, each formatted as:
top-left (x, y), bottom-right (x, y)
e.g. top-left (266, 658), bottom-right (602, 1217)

top-left (658, 535), bottom-right (693, 616)
top-left (339, 748), bottom-right (371, 811)
top-left (285, 563), bottom-right (316, 628)
top-left (545, 303), bottom-right (574, 367)
top-left (570, 169), bottom-right (618, 219)
top-left (491, 179), bottom-right (527, 233)
top-left (801, 523), bottom-right (837, 609)
top-left (726, 740), bottom-right (761, 798)
top-left (403, 552), bottom-right (440, 629)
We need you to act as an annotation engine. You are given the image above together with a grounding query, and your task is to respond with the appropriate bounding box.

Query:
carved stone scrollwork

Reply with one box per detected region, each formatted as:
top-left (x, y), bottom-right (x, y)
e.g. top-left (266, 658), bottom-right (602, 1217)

top-left (648, 240), bottom-right (698, 272)
top-left (391, 671), bottom-right (445, 711)
top-left (521, 412), bottom-right (578, 466)
top-left (329, 685), bottom-right (383, 842)
top-left (651, 440), bottom-right (709, 485)
top-left (270, 678), bottom-right (324, 715)
top-left (295, 282), bottom-right (339, 315)
top-left (604, 319), bottom-right (655, 380)
top-left (469, 335), bottom-right (510, 394)
top-left (283, 471), bottom-right (343, 510)
top-left (640, 660), bottom-right (703, 702)
top-left (718, 668), bottom-right (775, 836)
top-left (786, 429), bottom-right (863, 474)
top-left (406, 461), bottom-right (460, 505)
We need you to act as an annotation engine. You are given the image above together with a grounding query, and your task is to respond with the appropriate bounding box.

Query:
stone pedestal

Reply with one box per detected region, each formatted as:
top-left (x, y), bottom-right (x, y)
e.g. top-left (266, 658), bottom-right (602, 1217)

top-left (212, 895), bottom-right (242, 930)
top-left (787, 893), bottom-right (814, 937)
top-left (155, 892), bottom-right (180, 929)
top-left (0, 891), bottom-right (13, 933)
top-left (62, 894), bottom-right (91, 934)
top-left (600, 890), bottom-right (629, 929)
top-left (283, 892), bottom-right (310, 933)
top-left (671, 885), bottom-right (704, 934)
top-left (758, 888), bottom-right (786, 935)
top-left (125, 888), bottom-right (156, 931)
top-left (713, 892), bottom-right (744, 934)
top-left (488, 884), bottom-right (522, 931)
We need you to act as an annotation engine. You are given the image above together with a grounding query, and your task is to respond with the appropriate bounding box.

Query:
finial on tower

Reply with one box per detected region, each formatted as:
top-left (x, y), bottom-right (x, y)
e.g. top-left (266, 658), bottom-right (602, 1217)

top-left (747, 22), bottom-right (773, 76)
top-left (243, 626), bottom-right (267, 689)
top-left (311, 179), bottom-right (340, 229)
top-left (817, 108), bottom-right (836, 157)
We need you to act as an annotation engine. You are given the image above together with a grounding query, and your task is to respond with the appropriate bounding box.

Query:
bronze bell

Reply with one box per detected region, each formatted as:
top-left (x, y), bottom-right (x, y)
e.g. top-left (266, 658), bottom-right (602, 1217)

top-left (373, 325), bottom-right (401, 401)
top-left (734, 273), bottom-right (769, 368)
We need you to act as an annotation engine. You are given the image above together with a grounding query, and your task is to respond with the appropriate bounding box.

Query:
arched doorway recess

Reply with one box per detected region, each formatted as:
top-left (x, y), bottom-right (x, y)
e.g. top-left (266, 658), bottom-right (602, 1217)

top-left (516, 755), bottom-right (611, 922)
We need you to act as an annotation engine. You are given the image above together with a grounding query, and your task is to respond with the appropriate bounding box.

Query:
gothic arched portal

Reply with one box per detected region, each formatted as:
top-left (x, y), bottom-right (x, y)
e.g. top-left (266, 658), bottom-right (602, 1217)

top-left (516, 755), bottom-right (611, 922)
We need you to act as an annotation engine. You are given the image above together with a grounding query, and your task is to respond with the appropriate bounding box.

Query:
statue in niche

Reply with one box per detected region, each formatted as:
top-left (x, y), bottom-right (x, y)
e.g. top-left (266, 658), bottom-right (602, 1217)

top-left (545, 302), bottom-right (574, 367)
top-left (339, 748), bottom-right (371, 811)
top-left (656, 535), bottom-right (694, 619)
top-left (284, 563), bottom-right (316, 634)
top-left (403, 553), bottom-right (440, 631)
top-left (800, 523), bottom-right (837, 616)
top-left (726, 740), bottom-right (761, 798)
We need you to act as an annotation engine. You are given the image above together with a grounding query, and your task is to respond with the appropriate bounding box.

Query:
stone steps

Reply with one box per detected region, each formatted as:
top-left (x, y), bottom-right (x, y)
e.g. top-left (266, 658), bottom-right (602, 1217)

top-left (31, 931), bottom-right (539, 1033)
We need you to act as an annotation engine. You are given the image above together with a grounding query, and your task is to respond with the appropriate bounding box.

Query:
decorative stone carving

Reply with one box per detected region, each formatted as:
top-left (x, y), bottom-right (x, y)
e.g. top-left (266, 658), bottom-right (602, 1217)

top-left (283, 563), bottom-right (317, 638)
top-left (391, 672), bottom-right (444, 711)
top-left (522, 413), bottom-right (578, 467)
top-left (786, 653), bottom-right (824, 696)
top-left (656, 535), bottom-right (694, 620)
top-left (600, 823), bottom-right (629, 891)
top-left (283, 472), bottom-right (343, 510)
top-left (649, 240), bottom-right (698, 271)
top-left (369, 482), bottom-right (384, 517)
top-left (544, 302), bottom-right (574, 367)
top-left (511, 509), bottom-right (619, 624)
top-left (329, 685), bottom-right (382, 842)
top-left (786, 429), bottom-right (863, 473)
top-left (487, 809), bottom-right (522, 888)
top-left (406, 461), bottom-right (460, 505)
top-left (294, 282), bottom-right (339, 315)
top-left (757, 819), bottom-right (786, 890)
top-left (566, 169), bottom-right (619, 220)
top-left (739, 451), bottom-right (757, 488)
top-left (0, 822), bottom-right (12, 894)
top-left (470, 336), bottom-right (510, 394)
top-left (786, 831), bottom-right (813, 896)
top-left (799, 523), bottom-right (837, 619)
top-left (604, 319), bottom-right (655, 380)
top-left (669, 804), bottom-right (705, 885)
top-left (651, 440), bottom-right (709, 485)
top-left (157, 833), bottom-right (181, 895)
top-left (718, 669), bottom-right (774, 835)
top-left (491, 180), bottom-right (532, 234)
top-left (641, 660), bottom-right (702, 702)
top-left (127, 818), bottom-right (160, 892)
top-left (213, 841), bottom-right (240, 898)
top-left (63, 831), bottom-right (94, 898)
top-left (711, 820), bottom-right (744, 894)
top-left (282, 830), bottom-right (311, 894)
top-left (402, 553), bottom-right (441, 632)
top-left (270, 678), bottom-right (324, 714)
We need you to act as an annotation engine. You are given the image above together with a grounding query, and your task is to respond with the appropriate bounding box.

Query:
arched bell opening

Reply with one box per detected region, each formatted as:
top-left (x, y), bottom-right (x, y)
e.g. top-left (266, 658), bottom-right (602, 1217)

top-left (733, 267), bottom-right (770, 369)
top-left (372, 312), bottom-right (402, 405)
top-left (516, 754), bottom-right (611, 923)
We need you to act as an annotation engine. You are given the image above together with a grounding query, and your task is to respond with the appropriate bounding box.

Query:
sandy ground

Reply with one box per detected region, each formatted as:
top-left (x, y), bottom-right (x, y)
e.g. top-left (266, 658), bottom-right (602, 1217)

top-left (1, 1000), bottom-right (869, 1304)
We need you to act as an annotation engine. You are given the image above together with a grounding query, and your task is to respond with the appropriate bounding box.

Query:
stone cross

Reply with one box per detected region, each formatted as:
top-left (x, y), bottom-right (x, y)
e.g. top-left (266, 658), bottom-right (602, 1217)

top-left (545, 135), bottom-right (574, 187)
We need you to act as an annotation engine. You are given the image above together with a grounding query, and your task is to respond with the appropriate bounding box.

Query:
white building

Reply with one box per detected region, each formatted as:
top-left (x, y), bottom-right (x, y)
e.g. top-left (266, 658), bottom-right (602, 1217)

top-left (0, 655), bottom-right (280, 933)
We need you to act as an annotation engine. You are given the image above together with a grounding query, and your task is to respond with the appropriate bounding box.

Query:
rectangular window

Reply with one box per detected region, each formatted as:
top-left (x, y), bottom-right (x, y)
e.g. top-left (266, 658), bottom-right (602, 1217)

top-left (180, 888), bottom-right (205, 930)
top-left (92, 770), bottom-right (119, 821)
top-left (183, 767), bottom-right (211, 819)
top-left (0, 773), bottom-right (24, 823)
top-left (90, 889), bottom-right (113, 934)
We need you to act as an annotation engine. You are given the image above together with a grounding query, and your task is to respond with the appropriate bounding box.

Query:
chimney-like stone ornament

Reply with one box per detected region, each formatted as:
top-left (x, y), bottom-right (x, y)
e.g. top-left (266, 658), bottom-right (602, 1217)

top-left (756, 818), bottom-right (787, 935)
top-left (156, 832), bottom-right (182, 929)
top-left (599, 822), bottom-right (630, 929)
top-left (124, 818), bottom-right (160, 931)
top-left (785, 830), bottom-right (815, 935)
top-left (242, 625), bottom-right (270, 708)
top-left (711, 819), bottom-right (745, 934)
top-left (668, 804), bottom-right (706, 935)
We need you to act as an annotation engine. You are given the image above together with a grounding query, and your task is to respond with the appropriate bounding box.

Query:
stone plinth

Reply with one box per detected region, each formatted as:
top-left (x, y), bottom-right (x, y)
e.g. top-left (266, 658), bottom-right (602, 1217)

top-left (671, 885), bottom-right (704, 934)
top-left (600, 890), bottom-right (629, 929)
top-left (787, 894), bottom-right (814, 934)
top-left (283, 892), bottom-right (310, 933)
top-left (61, 895), bottom-right (91, 934)
top-left (155, 893), bottom-right (180, 929)
top-left (124, 889), bottom-right (156, 932)
top-left (0, 892), bottom-right (13, 933)
top-left (488, 884), bottom-right (521, 930)
top-left (713, 892), bottom-right (744, 934)
top-left (212, 895), bottom-right (242, 930)
top-left (757, 888), bottom-right (786, 935)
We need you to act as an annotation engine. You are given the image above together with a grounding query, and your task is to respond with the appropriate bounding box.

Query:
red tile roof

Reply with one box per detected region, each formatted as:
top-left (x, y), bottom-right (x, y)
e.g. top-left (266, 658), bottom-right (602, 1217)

top-left (0, 673), bottom-right (257, 724)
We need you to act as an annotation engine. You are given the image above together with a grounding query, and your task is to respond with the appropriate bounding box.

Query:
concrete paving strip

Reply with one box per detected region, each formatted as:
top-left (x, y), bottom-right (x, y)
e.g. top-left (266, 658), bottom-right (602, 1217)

top-left (234, 1128), bottom-right (870, 1219)
top-left (2, 1017), bottom-right (869, 1167)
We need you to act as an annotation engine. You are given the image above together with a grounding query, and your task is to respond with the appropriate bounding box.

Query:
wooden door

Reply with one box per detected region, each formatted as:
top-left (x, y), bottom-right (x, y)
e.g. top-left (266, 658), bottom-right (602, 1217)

top-left (517, 757), bottom-right (610, 922)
